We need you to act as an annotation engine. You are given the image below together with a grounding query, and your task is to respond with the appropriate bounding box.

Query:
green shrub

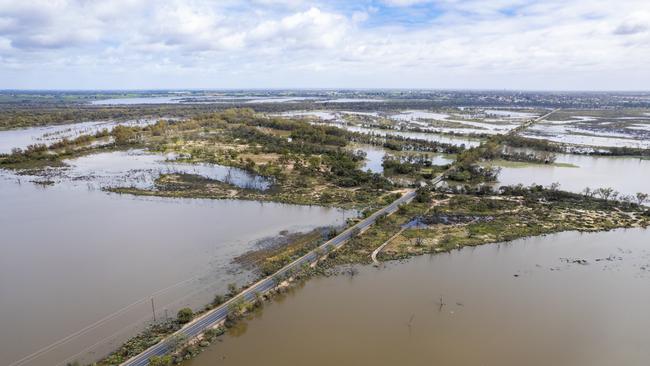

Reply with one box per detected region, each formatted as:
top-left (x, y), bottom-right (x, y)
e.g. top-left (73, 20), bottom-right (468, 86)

top-left (176, 308), bottom-right (193, 324)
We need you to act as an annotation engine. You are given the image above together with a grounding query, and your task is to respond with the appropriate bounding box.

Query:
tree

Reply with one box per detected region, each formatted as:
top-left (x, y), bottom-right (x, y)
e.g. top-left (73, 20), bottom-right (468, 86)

top-left (327, 227), bottom-right (338, 239)
top-left (177, 308), bottom-right (193, 324)
top-left (596, 187), bottom-right (614, 200)
top-left (166, 333), bottom-right (187, 351)
top-left (149, 355), bottom-right (172, 366)
top-left (307, 156), bottom-right (321, 172)
top-left (112, 125), bottom-right (136, 145)
top-left (227, 283), bottom-right (238, 296)
top-left (636, 192), bottom-right (648, 206)
top-left (272, 272), bottom-right (286, 284)
top-left (414, 186), bottom-right (432, 203)
top-left (227, 297), bottom-right (247, 316)
top-left (213, 294), bottom-right (225, 306)
top-left (150, 120), bottom-right (168, 136)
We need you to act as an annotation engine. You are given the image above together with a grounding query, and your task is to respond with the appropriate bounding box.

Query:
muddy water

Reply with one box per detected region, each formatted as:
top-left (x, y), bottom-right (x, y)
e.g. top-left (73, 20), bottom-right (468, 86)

top-left (58, 149), bottom-right (272, 190)
top-left (188, 228), bottom-right (650, 366)
top-left (524, 123), bottom-right (650, 149)
top-left (495, 154), bottom-right (650, 196)
top-left (353, 144), bottom-right (386, 174)
top-left (0, 175), bottom-right (349, 366)
top-left (352, 144), bottom-right (454, 174)
top-left (342, 125), bottom-right (482, 148)
top-left (0, 119), bottom-right (158, 154)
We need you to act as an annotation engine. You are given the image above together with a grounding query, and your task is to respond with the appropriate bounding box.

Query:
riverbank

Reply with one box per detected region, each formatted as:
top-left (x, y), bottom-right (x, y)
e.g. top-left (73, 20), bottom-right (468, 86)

top-left (100, 183), bottom-right (649, 366)
top-left (5, 108), bottom-right (650, 366)
top-left (0, 171), bottom-right (350, 366)
top-left (1, 109), bottom-right (460, 209)
top-left (183, 228), bottom-right (650, 366)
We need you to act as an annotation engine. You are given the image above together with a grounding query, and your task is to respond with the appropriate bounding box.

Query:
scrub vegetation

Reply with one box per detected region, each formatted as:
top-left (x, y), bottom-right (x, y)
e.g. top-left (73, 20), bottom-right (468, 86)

top-left (2, 108), bottom-right (466, 208)
top-left (91, 182), bottom-right (650, 366)
top-left (8, 104), bottom-right (650, 366)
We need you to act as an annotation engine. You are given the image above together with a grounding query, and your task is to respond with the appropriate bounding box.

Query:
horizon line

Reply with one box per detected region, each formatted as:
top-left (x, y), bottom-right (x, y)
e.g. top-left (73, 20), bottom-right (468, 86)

top-left (2, 88), bottom-right (650, 93)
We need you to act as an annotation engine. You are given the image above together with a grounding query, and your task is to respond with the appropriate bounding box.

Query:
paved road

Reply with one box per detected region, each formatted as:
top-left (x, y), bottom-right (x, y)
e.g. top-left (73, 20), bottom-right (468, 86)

top-left (120, 189), bottom-right (416, 366)
top-left (510, 108), bottom-right (560, 135)
top-left (121, 108), bottom-right (558, 366)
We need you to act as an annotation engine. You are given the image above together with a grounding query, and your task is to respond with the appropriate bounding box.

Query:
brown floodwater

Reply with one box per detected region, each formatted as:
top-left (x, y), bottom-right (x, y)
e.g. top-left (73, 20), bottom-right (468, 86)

top-left (0, 174), bottom-right (349, 366)
top-left (495, 153), bottom-right (650, 196)
top-left (188, 228), bottom-right (650, 366)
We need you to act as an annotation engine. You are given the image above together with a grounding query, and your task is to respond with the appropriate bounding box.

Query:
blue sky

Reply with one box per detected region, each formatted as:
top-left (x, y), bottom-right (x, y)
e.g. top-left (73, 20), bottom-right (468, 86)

top-left (0, 0), bottom-right (649, 90)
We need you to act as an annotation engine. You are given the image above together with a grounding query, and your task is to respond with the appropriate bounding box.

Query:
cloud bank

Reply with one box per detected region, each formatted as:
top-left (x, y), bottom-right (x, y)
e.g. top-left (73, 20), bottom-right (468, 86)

top-left (0, 0), bottom-right (649, 89)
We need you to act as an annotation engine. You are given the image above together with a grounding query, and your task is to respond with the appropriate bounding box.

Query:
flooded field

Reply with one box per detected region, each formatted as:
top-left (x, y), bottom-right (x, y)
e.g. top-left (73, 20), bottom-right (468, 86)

top-left (523, 110), bottom-right (650, 149)
top-left (493, 153), bottom-right (650, 196)
top-left (278, 109), bottom-right (539, 135)
top-left (342, 125), bottom-right (482, 148)
top-left (0, 173), bottom-right (350, 366)
top-left (282, 107), bottom-right (650, 150)
top-left (3, 102), bottom-right (650, 366)
top-left (187, 228), bottom-right (650, 366)
top-left (523, 126), bottom-right (650, 149)
top-left (390, 109), bottom-right (528, 135)
top-left (279, 108), bottom-right (538, 137)
top-left (0, 119), bottom-right (158, 154)
top-left (47, 149), bottom-right (272, 190)
top-left (351, 144), bottom-right (454, 174)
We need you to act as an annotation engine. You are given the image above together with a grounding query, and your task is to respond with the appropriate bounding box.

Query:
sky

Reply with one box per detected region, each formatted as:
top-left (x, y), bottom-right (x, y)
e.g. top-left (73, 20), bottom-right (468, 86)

top-left (0, 0), bottom-right (649, 90)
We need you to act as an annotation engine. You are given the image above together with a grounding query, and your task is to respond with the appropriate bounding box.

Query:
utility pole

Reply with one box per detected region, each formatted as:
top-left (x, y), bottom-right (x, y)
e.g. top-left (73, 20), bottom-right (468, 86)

top-left (151, 298), bottom-right (156, 322)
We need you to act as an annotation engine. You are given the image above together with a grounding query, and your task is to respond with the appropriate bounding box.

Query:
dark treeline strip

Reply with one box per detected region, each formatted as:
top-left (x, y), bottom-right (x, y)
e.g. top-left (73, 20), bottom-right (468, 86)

top-left (0, 105), bottom-right (230, 130)
top-left (224, 109), bottom-right (465, 154)
top-left (496, 134), bottom-right (650, 157)
top-left (494, 134), bottom-right (564, 152)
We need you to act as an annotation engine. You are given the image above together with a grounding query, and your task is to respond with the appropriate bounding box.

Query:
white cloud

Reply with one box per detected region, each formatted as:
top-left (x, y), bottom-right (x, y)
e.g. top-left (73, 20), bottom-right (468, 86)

top-left (248, 7), bottom-right (348, 49)
top-left (352, 11), bottom-right (369, 23)
top-left (381, 0), bottom-right (435, 6)
top-left (0, 0), bottom-right (649, 89)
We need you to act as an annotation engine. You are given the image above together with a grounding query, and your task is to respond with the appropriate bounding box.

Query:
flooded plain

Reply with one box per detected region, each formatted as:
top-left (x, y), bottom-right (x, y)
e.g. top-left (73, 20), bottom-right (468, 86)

top-left (55, 149), bottom-right (272, 190)
top-left (280, 109), bottom-right (515, 141)
top-left (3, 110), bottom-right (649, 366)
top-left (342, 125), bottom-right (482, 148)
top-left (523, 123), bottom-right (650, 149)
top-left (391, 109), bottom-right (525, 135)
top-left (0, 173), bottom-right (350, 366)
top-left (351, 144), bottom-right (454, 174)
top-left (493, 153), bottom-right (650, 196)
top-left (188, 228), bottom-right (650, 366)
top-left (0, 119), bottom-right (158, 154)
